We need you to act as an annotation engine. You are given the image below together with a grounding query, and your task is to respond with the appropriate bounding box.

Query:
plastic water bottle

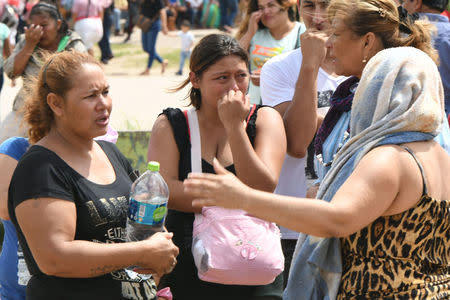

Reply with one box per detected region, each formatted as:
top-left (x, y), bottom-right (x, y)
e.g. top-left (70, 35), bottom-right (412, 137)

top-left (126, 161), bottom-right (169, 242)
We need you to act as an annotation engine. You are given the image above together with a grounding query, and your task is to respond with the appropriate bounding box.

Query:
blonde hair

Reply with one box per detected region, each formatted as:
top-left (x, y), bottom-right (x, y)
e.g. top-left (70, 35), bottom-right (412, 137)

top-left (327, 0), bottom-right (439, 64)
top-left (24, 51), bottom-right (101, 143)
top-left (236, 0), bottom-right (297, 40)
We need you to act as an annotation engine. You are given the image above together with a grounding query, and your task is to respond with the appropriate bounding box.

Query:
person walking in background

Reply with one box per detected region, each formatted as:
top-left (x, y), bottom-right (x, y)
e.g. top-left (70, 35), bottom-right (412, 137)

top-left (113, 0), bottom-right (126, 35)
top-left (259, 0), bottom-right (345, 286)
top-left (8, 51), bottom-right (179, 300)
top-left (123, 0), bottom-right (139, 42)
top-left (219, 0), bottom-right (238, 32)
top-left (401, 0), bottom-right (450, 115)
top-left (0, 2), bottom-right (86, 144)
top-left (98, 2), bottom-right (114, 64)
top-left (148, 33), bottom-right (286, 299)
top-left (139, 0), bottom-right (169, 75)
top-left (236, 0), bottom-right (304, 104)
top-left (167, 19), bottom-right (194, 75)
top-left (71, 0), bottom-right (105, 56)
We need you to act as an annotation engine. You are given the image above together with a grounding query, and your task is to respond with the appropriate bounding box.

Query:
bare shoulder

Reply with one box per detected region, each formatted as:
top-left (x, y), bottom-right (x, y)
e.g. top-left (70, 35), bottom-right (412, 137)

top-left (355, 145), bottom-right (403, 174)
top-left (151, 114), bottom-right (172, 134)
top-left (402, 141), bottom-right (450, 199)
top-left (147, 113), bottom-right (178, 160)
top-left (255, 106), bottom-right (284, 125)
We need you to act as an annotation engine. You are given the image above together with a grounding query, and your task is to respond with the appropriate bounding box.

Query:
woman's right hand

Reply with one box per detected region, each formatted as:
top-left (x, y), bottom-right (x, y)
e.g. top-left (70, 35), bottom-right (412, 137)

top-left (300, 28), bottom-right (328, 68)
top-left (137, 232), bottom-right (179, 276)
top-left (24, 24), bottom-right (43, 48)
top-left (247, 11), bottom-right (262, 37)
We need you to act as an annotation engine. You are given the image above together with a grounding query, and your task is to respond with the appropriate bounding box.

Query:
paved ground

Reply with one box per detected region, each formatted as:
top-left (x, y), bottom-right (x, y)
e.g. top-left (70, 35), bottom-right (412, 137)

top-left (0, 28), bottom-right (225, 131)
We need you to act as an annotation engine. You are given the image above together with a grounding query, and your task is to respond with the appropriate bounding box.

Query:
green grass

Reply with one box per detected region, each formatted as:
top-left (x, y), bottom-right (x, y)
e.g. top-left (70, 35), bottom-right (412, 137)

top-left (110, 42), bottom-right (144, 58)
top-left (98, 43), bottom-right (182, 72)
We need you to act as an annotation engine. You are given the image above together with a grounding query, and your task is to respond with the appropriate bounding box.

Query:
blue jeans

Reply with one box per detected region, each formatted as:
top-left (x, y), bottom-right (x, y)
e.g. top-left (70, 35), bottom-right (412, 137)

top-left (141, 19), bottom-right (163, 69)
top-left (219, 0), bottom-right (238, 27)
top-left (112, 8), bottom-right (121, 31)
top-left (98, 7), bottom-right (113, 60)
top-left (178, 50), bottom-right (191, 73)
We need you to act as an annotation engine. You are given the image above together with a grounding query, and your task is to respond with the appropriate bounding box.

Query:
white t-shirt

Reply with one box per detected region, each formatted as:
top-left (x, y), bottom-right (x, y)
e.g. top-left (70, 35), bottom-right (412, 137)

top-left (261, 48), bottom-right (346, 239)
top-left (248, 22), bottom-right (306, 104)
top-left (186, 0), bottom-right (202, 8)
top-left (177, 31), bottom-right (195, 52)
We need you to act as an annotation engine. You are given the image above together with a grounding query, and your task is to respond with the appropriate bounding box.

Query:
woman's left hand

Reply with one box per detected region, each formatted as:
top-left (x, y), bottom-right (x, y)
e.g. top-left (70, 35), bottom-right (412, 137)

top-left (184, 158), bottom-right (251, 210)
top-left (218, 89), bottom-right (249, 131)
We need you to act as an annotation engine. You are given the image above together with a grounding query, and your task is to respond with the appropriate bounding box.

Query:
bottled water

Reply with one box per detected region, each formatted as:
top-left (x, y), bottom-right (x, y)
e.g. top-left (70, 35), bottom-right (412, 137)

top-left (126, 161), bottom-right (169, 242)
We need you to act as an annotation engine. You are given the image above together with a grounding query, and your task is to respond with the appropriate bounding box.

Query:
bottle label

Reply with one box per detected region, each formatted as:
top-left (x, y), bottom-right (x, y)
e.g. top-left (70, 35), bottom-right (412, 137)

top-left (128, 198), bottom-right (167, 225)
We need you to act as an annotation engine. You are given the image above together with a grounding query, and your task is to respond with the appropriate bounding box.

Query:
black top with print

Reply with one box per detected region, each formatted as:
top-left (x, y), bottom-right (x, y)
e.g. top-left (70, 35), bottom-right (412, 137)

top-left (8, 141), bottom-right (157, 300)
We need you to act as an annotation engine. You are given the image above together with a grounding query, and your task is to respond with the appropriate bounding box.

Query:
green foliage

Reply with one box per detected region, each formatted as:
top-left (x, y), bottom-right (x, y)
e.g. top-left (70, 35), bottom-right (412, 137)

top-left (116, 131), bottom-right (152, 174)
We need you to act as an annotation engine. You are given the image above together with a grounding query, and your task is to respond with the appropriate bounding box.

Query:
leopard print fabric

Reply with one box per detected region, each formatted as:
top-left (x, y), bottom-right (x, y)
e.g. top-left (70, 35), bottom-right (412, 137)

top-left (337, 195), bottom-right (450, 299)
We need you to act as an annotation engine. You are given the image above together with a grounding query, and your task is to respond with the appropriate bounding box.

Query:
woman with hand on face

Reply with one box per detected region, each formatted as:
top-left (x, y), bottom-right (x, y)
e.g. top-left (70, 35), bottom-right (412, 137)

top-left (236, 0), bottom-right (305, 104)
top-left (8, 51), bottom-right (179, 300)
top-left (147, 33), bottom-right (286, 299)
top-left (185, 46), bottom-right (450, 300)
top-left (0, 1), bottom-right (86, 144)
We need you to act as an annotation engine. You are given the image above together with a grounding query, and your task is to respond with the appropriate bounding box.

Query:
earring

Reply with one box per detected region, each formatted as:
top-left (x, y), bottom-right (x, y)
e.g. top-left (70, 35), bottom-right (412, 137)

top-left (362, 56), bottom-right (368, 63)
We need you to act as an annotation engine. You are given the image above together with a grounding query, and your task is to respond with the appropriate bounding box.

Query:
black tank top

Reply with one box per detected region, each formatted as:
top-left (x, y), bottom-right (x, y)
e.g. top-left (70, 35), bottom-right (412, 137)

top-left (159, 106), bottom-right (281, 299)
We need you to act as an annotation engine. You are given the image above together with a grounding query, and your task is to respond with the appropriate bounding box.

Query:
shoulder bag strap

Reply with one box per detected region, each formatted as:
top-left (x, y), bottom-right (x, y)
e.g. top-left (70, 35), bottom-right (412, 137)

top-left (246, 104), bottom-right (257, 127)
top-left (187, 108), bottom-right (202, 173)
top-left (186, 108), bottom-right (204, 221)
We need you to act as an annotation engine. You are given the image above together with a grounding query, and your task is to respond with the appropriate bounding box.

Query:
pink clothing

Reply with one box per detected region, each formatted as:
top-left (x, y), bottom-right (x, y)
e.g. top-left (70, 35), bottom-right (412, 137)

top-left (72, 0), bottom-right (104, 18)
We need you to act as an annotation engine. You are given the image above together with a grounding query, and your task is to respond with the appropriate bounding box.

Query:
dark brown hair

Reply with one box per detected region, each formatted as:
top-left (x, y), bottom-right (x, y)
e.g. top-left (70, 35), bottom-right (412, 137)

top-left (29, 1), bottom-right (69, 36)
top-left (172, 34), bottom-right (249, 110)
top-left (24, 51), bottom-right (101, 143)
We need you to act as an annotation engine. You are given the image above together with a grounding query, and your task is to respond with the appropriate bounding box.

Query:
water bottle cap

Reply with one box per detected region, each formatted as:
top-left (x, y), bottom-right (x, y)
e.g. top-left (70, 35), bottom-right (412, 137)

top-left (147, 161), bottom-right (160, 171)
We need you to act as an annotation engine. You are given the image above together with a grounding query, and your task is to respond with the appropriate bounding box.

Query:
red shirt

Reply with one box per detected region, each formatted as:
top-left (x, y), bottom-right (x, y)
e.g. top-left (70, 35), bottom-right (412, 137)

top-left (7, 0), bottom-right (19, 7)
top-left (442, 10), bottom-right (450, 20)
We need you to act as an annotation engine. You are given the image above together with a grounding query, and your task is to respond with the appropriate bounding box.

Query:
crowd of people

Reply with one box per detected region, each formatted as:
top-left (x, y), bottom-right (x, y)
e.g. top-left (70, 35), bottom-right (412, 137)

top-left (0, 0), bottom-right (449, 299)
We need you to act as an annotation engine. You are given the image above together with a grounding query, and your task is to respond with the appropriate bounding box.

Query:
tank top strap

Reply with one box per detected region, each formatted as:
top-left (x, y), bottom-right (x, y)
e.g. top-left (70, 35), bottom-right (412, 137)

top-left (400, 145), bottom-right (428, 196)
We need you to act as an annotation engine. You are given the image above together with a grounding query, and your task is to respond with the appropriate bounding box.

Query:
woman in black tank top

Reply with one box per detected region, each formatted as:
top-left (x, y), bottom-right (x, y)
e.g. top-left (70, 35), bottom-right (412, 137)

top-left (147, 34), bottom-right (287, 299)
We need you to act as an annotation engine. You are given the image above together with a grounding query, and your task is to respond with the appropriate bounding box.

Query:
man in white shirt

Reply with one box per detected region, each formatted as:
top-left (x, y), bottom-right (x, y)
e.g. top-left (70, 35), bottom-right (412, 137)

top-left (260, 0), bottom-right (347, 287)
